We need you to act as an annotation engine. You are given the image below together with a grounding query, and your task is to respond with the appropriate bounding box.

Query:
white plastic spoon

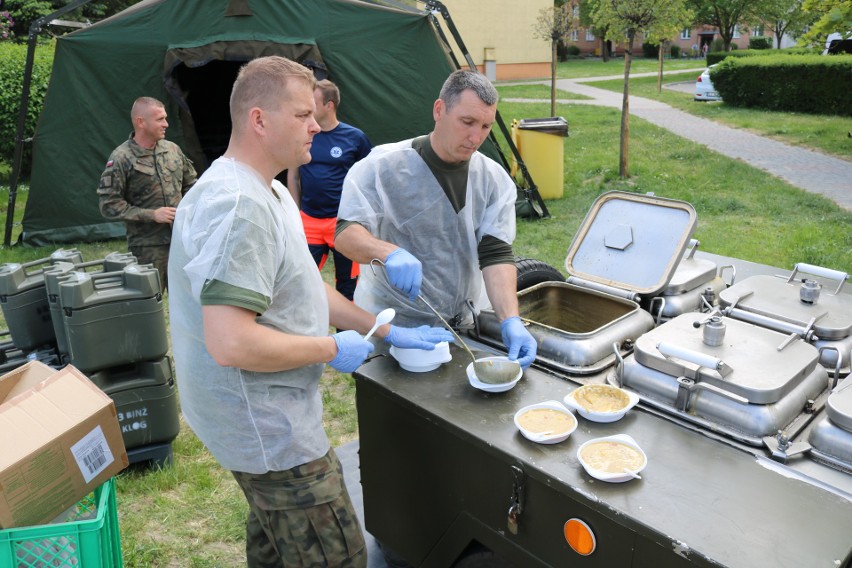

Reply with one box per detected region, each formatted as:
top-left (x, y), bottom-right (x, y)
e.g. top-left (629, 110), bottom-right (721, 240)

top-left (624, 469), bottom-right (643, 480)
top-left (364, 308), bottom-right (396, 340)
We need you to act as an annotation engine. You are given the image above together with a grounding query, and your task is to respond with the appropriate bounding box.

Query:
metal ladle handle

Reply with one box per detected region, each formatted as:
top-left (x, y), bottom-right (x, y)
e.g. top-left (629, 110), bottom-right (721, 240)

top-left (369, 258), bottom-right (477, 363)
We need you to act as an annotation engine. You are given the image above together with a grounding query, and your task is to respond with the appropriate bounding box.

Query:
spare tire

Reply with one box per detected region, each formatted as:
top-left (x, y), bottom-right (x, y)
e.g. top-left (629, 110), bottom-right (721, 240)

top-left (515, 257), bottom-right (564, 291)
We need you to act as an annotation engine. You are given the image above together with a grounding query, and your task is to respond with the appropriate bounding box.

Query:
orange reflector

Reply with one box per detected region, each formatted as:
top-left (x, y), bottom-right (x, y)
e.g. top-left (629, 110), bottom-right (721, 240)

top-left (564, 518), bottom-right (596, 556)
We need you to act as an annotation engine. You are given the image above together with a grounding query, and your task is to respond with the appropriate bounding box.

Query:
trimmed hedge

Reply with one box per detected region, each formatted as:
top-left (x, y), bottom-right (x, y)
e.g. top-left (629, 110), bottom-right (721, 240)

top-left (711, 54), bottom-right (852, 115)
top-left (749, 36), bottom-right (773, 50)
top-left (0, 41), bottom-right (55, 176)
top-left (707, 47), bottom-right (821, 66)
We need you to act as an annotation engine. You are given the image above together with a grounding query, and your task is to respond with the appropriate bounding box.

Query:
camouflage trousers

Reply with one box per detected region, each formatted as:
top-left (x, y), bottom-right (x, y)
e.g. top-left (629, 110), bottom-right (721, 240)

top-left (231, 449), bottom-right (367, 568)
top-left (129, 244), bottom-right (169, 292)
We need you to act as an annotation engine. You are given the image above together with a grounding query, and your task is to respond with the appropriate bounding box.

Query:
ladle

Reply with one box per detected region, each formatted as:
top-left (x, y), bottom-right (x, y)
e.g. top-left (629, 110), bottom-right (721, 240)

top-left (416, 293), bottom-right (522, 385)
top-left (364, 308), bottom-right (395, 341)
top-left (368, 258), bottom-right (521, 384)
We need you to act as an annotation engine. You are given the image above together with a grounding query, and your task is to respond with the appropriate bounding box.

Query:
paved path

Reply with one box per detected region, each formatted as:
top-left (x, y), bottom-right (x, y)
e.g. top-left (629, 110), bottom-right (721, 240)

top-left (503, 70), bottom-right (852, 211)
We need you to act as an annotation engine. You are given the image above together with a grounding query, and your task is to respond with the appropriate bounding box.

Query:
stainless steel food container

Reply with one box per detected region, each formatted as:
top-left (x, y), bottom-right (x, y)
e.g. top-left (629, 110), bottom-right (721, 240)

top-left (719, 263), bottom-right (851, 375)
top-left (475, 191), bottom-right (697, 373)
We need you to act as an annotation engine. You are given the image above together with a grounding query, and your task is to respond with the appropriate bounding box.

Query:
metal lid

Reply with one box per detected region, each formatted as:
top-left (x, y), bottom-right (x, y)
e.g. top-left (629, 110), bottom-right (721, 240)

top-left (826, 378), bottom-right (852, 432)
top-left (565, 191), bottom-right (697, 297)
top-left (632, 313), bottom-right (820, 404)
top-left (719, 275), bottom-right (852, 340)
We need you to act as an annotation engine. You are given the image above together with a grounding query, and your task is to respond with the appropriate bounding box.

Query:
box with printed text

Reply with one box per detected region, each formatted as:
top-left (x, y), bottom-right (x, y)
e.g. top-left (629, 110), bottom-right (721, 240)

top-left (0, 361), bottom-right (128, 529)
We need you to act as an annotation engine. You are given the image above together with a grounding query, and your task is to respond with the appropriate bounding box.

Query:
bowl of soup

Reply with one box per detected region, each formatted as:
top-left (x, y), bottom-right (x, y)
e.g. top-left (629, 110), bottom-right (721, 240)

top-left (577, 434), bottom-right (647, 482)
top-left (513, 400), bottom-right (578, 444)
top-left (563, 384), bottom-right (639, 423)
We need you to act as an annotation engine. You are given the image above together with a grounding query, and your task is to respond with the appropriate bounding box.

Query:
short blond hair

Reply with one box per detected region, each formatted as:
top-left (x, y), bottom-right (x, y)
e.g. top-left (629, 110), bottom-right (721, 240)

top-left (130, 97), bottom-right (164, 121)
top-left (229, 56), bottom-right (316, 134)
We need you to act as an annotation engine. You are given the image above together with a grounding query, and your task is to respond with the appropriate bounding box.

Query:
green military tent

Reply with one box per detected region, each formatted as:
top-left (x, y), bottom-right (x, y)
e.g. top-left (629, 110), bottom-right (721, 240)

top-left (20, 0), bottom-right (483, 245)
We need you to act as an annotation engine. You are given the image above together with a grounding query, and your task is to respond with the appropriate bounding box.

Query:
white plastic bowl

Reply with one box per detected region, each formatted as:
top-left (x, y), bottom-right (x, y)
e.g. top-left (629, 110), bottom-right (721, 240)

top-left (466, 356), bottom-right (522, 393)
top-left (513, 400), bottom-right (578, 444)
top-left (577, 434), bottom-right (647, 483)
top-left (563, 384), bottom-right (639, 423)
top-left (390, 342), bottom-right (451, 373)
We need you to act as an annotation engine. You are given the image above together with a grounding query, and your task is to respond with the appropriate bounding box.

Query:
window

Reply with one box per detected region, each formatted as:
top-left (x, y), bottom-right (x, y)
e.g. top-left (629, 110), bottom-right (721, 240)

top-left (586, 30), bottom-right (595, 41)
top-left (752, 24), bottom-right (764, 36)
top-left (572, 5), bottom-right (579, 18)
top-left (681, 28), bottom-right (691, 40)
top-left (732, 25), bottom-right (740, 39)
top-left (571, 29), bottom-right (579, 41)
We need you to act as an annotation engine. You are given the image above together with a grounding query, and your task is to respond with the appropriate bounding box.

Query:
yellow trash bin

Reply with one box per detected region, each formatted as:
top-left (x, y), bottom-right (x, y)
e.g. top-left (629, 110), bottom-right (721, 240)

top-left (510, 117), bottom-right (568, 200)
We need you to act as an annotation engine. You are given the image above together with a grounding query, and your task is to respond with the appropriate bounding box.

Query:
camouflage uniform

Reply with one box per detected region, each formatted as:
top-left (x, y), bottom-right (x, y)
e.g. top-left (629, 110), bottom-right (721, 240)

top-left (97, 134), bottom-right (196, 289)
top-left (232, 449), bottom-right (367, 568)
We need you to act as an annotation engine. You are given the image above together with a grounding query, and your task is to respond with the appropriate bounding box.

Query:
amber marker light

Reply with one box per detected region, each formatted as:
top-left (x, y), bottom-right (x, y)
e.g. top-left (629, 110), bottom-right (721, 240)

top-left (564, 518), bottom-right (596, 556)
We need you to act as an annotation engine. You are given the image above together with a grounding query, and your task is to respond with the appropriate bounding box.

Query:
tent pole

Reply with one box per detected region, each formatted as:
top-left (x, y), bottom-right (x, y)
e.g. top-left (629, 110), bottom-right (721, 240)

top-left (422, 0), bottom-right (549, 219)
top-left (4, 0), bottom-right (94, 247)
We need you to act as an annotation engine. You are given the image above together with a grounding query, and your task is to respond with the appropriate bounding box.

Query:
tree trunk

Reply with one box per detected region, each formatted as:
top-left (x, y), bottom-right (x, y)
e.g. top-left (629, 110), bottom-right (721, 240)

top-left (657, 41), bottom-right (664, 93)
top-left (601, 37), bottom-right (609, 62)
top-left (619, 33), bottom-right (634, 178)
top-left (551, 39), bottom-right (557, 117)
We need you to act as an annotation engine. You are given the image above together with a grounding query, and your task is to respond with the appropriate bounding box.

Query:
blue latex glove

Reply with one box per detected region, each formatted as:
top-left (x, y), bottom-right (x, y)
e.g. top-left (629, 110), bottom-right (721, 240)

top-left (329, 330), bottom-right (375, 373)
top-left (384, 325), bottom-right (455, 350)
top-left (500, 316), bottom-right (537, 369)
top-left (384, 248), bottom-right (422, 301)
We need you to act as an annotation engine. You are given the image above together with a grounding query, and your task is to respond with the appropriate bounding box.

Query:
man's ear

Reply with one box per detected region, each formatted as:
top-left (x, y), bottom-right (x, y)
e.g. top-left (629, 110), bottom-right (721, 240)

top-left (249, 107), bottom-right (265, 134)
top-left (433, 98), bottom-right (444, 122)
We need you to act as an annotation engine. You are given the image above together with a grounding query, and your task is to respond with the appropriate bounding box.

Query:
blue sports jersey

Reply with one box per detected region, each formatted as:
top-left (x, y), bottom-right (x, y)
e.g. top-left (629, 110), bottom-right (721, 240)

top-left (299, 122), bottom-right (372, 219)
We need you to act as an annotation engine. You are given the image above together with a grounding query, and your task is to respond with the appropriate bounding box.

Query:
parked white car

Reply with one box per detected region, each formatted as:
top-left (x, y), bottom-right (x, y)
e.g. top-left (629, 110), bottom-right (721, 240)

top-left (694, 65), bottom-right (722, 102)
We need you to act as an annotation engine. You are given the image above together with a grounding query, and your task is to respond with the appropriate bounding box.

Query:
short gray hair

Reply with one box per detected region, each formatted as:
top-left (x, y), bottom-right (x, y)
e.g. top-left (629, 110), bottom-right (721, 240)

top-left (439, 69), bottom-right (498, 110)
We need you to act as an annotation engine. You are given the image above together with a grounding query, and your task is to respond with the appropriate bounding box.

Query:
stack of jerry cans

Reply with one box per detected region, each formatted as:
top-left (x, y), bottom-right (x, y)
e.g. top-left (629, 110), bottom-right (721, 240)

top-left (0, 249), bottom-right (83, 358)
top-left (43, 251), bottom-right (138, 363)
top-left (57, 262), bottom-right (179, 468)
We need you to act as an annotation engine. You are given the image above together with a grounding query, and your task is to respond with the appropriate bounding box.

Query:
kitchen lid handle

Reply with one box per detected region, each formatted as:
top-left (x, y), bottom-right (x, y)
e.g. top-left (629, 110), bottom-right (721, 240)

top-left (787, 263), bottom-right (848, 295)
top-left (657, 341), bottom-right (733, 376)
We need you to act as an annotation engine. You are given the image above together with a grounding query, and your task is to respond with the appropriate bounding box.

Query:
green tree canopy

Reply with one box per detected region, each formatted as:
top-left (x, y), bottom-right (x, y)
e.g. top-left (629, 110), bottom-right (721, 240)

top-left (688, 0), bottom-right (767, 51)
top-left (800, 0), bottom-right (852, 46)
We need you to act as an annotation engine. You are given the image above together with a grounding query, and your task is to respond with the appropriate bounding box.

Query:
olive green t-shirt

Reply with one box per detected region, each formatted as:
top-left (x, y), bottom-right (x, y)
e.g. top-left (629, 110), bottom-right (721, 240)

top-left (200, 279), bottom-right (270, 313)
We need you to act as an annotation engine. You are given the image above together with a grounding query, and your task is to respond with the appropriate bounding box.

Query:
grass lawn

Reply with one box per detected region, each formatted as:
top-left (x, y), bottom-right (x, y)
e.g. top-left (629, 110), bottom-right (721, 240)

top-left (585, 74), bottom-right (852, 159)
top-left (0, 80), bottom-right (849, 566)
top-left (551, 55), bottom-right (705, 78)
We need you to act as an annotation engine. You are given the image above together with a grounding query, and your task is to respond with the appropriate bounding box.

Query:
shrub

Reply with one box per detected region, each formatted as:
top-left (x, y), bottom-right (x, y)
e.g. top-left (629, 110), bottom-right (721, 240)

top-left (711, 54), bottom-right (852, 115)
top-left (749, 36), bottom-right (773, 50)
top-left (642, 41), bottom-right (658, 58)
top-left (711, 38), bottom-right (725, 52)
top-left (707, 47), bottom-right (824, 65)
top-left (0, 40), bottom-right (54, 177)
top-left (567, 44), bottom-right (581, 56)
top-left (670, 44), bottom-right (680, 59)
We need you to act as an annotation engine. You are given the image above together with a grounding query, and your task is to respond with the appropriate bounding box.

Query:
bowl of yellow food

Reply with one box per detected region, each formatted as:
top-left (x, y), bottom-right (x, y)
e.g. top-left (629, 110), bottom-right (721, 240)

top-left (513, 400), bottom-right (578, 444)
top-left (562, 384), bottom-right (639, 423)
top-left (577, 434), bottom-right (647, 483)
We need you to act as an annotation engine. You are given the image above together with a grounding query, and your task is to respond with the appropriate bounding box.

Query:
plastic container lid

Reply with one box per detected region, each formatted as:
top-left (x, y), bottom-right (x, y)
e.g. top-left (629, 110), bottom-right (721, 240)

top-left (517, 116), bottom-right (568, 136)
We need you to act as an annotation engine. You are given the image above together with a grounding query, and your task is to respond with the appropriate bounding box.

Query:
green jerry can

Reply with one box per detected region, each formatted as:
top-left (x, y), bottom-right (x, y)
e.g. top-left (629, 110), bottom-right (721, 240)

top-left (58, 264), bottom-right (168, 373)
top-left (0, 249), bottom-right (84, 351)
top-left (87, 357), bottom-right (180, 468)
top-left (43, 252), bottom-right (138, 359)
top-left (0, 330), bottom-right (27, 373)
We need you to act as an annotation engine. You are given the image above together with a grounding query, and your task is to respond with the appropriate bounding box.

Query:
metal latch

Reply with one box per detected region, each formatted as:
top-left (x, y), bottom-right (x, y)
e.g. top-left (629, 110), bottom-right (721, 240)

top-left (507, 465), bottom-right (525, 535)
top-left (763, 430), bottom-right (810, 463)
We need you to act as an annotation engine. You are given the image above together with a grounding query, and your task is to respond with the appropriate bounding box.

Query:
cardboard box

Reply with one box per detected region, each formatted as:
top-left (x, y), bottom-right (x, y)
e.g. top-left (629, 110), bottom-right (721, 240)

top-left (0, 361), bottom-right (128, 528)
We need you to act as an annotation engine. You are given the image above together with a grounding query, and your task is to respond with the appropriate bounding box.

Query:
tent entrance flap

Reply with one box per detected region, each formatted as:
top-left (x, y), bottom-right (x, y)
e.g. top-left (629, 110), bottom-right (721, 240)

top-left (164, 40), bottom-right (326, 172)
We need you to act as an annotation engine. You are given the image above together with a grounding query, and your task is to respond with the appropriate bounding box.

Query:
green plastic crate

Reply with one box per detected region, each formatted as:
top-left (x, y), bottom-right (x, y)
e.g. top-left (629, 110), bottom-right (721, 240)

top-left (0, 478), bottom-right (123, 567)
